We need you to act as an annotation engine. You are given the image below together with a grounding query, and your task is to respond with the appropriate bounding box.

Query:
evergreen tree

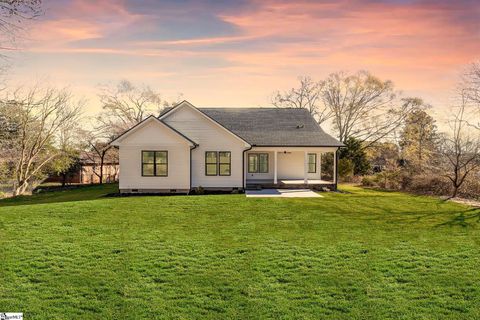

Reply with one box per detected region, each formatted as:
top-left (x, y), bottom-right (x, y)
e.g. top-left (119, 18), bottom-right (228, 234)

top-left (339, 137), bottom-right (370, 175)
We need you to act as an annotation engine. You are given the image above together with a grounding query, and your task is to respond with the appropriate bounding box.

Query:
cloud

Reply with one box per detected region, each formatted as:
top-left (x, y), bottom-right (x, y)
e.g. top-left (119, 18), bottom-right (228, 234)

top-left (10, 0), bottom-right (480, 113)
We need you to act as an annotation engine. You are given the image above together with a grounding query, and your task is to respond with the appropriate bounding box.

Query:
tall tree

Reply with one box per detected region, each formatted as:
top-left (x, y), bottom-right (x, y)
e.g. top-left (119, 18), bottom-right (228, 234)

top-left (322, 71), bottom-right (419, 147)
top-left (366, 141), bottom-right (400, 172)
top-left (399, 107), bottom-right (439, 171)
top-left (0, 86), bottom-right (82, 195)
top-left (440, 94), bottom-right (480, 198)
top-left (271, 76), bottom-right (331, 124)
top-left (47, 124), bottom-right (83, 187)
top-left (96, 80), bottom-right (179, 138)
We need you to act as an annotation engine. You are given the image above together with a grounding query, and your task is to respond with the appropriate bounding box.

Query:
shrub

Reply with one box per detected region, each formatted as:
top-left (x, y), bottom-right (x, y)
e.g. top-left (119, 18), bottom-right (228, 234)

top-left (407, 174), bottom-right (451, 196)
top-left (373, 160), bottom-right (401, 189)
top-left (458, 175), bottom-right (480, 200)
top-left (398, 172), bottom-right (413, 190)
top-left (361, 176), bottom-right (376, 187)
top-left (194, 186), bottom-right (205, 195)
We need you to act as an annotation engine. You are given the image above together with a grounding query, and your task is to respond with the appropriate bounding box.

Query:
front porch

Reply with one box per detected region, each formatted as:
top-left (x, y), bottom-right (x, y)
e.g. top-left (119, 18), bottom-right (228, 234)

top-left (244, 147), bottom-right (339, 190)
top-left (246, 179), bottom-right (336, 190)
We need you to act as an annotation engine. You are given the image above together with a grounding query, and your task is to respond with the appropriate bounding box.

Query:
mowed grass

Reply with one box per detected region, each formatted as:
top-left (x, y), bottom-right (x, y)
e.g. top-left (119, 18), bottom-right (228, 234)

top-left (0, 185), bottom-right (479, 319)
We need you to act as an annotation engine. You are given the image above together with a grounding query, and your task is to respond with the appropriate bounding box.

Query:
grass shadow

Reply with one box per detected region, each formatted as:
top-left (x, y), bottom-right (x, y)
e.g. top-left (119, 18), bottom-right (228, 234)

top-left (0, 183), bottom-right (119, 208)
top-left (435, 208), bottom-right (480, 228)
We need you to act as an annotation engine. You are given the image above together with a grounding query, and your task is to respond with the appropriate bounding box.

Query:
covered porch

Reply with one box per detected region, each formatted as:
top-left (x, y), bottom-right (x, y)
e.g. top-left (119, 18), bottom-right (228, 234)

top-left (244, 147), bottom-right (339, 190)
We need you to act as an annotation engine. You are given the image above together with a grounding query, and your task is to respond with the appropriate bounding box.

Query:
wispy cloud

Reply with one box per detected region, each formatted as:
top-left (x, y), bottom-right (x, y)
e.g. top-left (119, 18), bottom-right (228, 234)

top-left (10, 0), bottom-right (480, 112)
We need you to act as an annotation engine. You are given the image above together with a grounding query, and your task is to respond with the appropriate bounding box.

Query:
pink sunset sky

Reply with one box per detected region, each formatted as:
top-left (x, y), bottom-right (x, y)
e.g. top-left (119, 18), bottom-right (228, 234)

top-left (8, 0), bottom-right (480, 118)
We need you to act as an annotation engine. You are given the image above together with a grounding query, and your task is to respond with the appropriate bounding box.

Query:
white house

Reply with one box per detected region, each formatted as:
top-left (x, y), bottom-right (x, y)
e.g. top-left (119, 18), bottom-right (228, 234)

top-left (110, 101), bottom-right (344, 193)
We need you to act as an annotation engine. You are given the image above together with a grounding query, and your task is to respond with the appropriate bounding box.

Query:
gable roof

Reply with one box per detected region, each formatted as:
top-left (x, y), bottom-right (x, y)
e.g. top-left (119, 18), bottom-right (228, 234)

top-left (109, 115), bottom-right (197, 147)
top-left (199, 108), bottom-right (344, 147)
top-left (159, 101), bottom-right (251, 146)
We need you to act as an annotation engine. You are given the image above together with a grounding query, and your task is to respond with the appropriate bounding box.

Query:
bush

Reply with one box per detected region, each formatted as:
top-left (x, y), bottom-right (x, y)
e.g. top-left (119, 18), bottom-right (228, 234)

top-left (457, 175), bottom-right (480, 200)
top-left (398, 172), bottom-right (413, 190)
top-left (194, 186), bottom-right (205, 195)
top-left (359, 167), bottom-right (479, 201)
top-left (373, 160), bottom-right (401, 189)
top-left (361, 176), bottom-right (376, 187)
top-left (406, 174), bottom-right (451, 196)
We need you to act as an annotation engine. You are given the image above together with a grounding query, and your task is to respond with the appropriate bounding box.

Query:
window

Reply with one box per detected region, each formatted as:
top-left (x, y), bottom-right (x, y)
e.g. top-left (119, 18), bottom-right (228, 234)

top-left (248, 154), bottom-right (258, 173)
top-left (205, 151), bottom-right (232, 176)
top-left (142, 151), bottom-right (168, 176)
top-left (205, 151), bottom-right (218, 176)
top-left (248, 153), bottom-right (268, 173)
top-left (219, 152), bottom-right (231, 176)
top-left (308, 153), bottom-right (317, 173)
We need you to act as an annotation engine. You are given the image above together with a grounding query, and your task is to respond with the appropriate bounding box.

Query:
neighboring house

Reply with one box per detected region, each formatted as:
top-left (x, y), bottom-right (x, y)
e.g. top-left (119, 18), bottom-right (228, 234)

top-left (45, 152), bottom-right (119, 185)
top-left (110, 101), bottom-right (343, 193)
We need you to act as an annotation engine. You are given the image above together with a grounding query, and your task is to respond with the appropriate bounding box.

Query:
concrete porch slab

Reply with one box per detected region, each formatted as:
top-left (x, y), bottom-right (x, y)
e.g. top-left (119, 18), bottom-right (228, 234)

top-left (245, 189), bottom-right (322, 198)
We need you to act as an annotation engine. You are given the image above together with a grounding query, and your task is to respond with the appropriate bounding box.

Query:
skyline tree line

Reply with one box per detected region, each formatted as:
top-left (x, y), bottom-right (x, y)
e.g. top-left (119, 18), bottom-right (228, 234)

top-left (1, 65), bottom-right (479, 198)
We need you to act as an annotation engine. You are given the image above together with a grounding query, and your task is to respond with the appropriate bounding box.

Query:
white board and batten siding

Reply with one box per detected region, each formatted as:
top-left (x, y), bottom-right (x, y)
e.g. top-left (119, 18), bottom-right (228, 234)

top-left (113, 118), bottom-right (192, 192)
top-left (162, 103), bottom-right (250, 189)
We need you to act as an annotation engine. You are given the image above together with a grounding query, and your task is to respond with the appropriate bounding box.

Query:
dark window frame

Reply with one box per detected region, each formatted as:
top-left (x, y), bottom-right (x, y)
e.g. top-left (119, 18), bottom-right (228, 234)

top-left (205, 151), bottom-right (218, 176)
top-left (141, 150), bottom-right (168, 177)
top-left (218, 151), bottom-right (231, 176)
top-left (248, 153), bottom-right (269, 173)
top-left (308, 153), bottom-right (317, 173)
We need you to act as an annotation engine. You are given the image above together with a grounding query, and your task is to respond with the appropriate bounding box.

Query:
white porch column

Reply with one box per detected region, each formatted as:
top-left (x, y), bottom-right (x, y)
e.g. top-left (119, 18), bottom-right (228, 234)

top-left (304, 151), bottom-right (308, 184)
top-left (333, 151), bottom-right (337, 184)
top-left (319, 152), bottom-right (322, 180)
top-left (273, 151), bottom-right (278, 184)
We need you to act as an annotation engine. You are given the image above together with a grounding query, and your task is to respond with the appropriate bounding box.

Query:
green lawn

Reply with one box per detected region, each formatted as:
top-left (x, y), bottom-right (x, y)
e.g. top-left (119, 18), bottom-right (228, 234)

top-left (1, 185), bottom-right (479, 319)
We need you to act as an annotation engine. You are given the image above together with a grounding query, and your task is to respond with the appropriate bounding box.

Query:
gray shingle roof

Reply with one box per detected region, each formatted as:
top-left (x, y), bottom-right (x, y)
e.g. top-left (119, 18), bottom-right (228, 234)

top-left (198, 108), bottom-right (343, 147)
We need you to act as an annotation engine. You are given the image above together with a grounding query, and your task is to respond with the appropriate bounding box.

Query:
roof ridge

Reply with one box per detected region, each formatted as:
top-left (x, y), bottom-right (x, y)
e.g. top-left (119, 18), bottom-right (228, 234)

top-left (198, 107), bottom-right (309, 110)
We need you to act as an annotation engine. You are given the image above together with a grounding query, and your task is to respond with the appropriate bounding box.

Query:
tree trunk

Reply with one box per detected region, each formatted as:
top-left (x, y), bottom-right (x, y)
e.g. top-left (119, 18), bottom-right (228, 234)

top-left (451, 186), bottom-right (459, 199)
top-left (99, 153), bottom-right (105, 185)
top-left (62, 173), bottom-right (67, 187)
top-left (13, 181), bottom-right (29, 196)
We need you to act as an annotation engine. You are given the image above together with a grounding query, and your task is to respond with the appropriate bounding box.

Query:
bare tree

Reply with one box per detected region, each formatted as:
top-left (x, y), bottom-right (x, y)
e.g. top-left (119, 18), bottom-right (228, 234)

top-left (322, 71), bottom-right (420, 148)
top-left (463, 62), bottom-right (480, 103)
top-left (96, 80), bottom-right (178, 138)
top-left (79, 129), bottom-right (118, 184)
top-left (86, 142), bottom-right (111, 185)
top-left (271, 76), bottom-right (331, 124)
top-left (461, 62), bottom-right (480, 130)
top-left (0, 0), bottom-right (42, 54)
top-left (440, 94), bottom-right (480, 199)
top-left (0, 86), bottom-right (82, 195)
